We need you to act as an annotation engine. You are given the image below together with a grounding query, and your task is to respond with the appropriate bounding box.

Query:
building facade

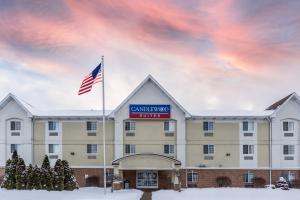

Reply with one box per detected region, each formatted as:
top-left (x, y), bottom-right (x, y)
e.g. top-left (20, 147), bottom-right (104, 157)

top-left (0, 75), bottom-right (300, 189)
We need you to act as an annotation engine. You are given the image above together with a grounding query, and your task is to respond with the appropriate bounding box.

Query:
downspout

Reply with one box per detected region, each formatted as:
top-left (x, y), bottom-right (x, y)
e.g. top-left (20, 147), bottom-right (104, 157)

top-left (31, 116), bottom-right (35, 165)
top-left (267, 117), bottom-right (273, 185)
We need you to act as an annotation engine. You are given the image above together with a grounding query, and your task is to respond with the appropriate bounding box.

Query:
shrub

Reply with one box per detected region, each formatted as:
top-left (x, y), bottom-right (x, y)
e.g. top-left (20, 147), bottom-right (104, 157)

top-left (253, 177), bottom-right (266, 188)
top-left (62, 160), bottom-right (78, 191)
top-left (216, 176), bottom-right (232, 187)
top-left (290, 179), bottom-right (300, 188)
top-left (53, 159), bottom-right (64, 191)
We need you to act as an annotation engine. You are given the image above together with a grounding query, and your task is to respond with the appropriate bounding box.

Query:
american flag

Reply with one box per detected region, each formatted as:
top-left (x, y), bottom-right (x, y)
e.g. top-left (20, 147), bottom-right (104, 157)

top-left (78, 63), bottom-right (102, 95)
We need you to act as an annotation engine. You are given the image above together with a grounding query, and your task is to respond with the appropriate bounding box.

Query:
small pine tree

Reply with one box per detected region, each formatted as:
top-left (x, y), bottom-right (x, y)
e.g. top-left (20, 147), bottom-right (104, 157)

top-left (32, 165), bottom-right (42, 190)
top-left (41, 155), bottom-right (54, 191)
top-left (53, 159), bottom-right (64, 191)
top-left (62, 160), bottom-right (78, 190)
top-left (0, 159), bottom-right (12, 189)
top-left (15, 158), bottom-right (26, 190)
top-left (25, 164), bottom-right (34, 190)
top-left (1, 150), bottom-right (19, 189)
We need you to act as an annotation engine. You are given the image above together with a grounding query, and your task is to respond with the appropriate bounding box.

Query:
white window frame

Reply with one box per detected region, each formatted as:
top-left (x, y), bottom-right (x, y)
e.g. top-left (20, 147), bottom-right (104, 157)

top-left (187, 171), bottom-right (199, 183)
top-left (87, 121), bottom-right (97, 131)
top-left (283, 121), bottom-right (294, 132)
top-left (10, 121), bottom-right (21, 131)
top-left (164, 144), bottom-right (175, 155)
top-left (125, 121), bottom-right (136, 132)
top-left (283, 145), bottom-right (295, 155)
top-left (164, 121), bottom-right (175, 132)
top-left (125, 144), bottom-right (136, 154)
top-left (136, 170), bottom-right (158, 189)
top-left (10, 144), bottom-right (20, 153)
top-left (243, 171), bottom-right (254, 183)
top-left (10, 120), bottom-right (21, 136)
top-left (203, 144), bottom-right (214, 155)
top-left (242, 121), bottom-right (254, 132)
top-left (243, 145), bottom-right (254, 155)
top-left (87, 144), bottom-right (98, 154)
top-left (48, 121), bottom-right (59, 136)
top-left (203, 121), bottom-right (214, 132)
top-left (48, 144), bottom-right (59, 154)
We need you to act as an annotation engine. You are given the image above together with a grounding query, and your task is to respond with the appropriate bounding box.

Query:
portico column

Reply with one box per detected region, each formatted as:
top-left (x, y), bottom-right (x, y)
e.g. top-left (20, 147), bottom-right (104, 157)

top-left (173, 168), bottom-right (181, 191)
top-left (112, 164), bottom-right (123, 190)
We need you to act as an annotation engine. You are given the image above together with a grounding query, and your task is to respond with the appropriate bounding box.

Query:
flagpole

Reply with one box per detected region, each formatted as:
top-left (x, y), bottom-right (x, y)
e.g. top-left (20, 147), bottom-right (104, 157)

top-left (101, 55), bottom-right (107, 194)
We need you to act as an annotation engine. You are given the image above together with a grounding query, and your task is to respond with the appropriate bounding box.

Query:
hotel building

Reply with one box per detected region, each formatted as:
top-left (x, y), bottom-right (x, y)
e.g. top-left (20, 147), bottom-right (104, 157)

top-left (0, 75), bottom-right (299, 189)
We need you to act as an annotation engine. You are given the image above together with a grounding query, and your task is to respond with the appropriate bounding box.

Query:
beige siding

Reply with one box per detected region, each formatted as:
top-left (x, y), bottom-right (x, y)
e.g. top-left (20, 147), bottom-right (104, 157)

top-left (186, 120), bottom-right (240, 167)
top-left (257, 121), bottom-right (270, 167)
top-left (62, 120), bottom-right (114, 166)
top-left (123, 120), bottom-right (177, 156)
top-left (33, 121), bottom-right (45, 166)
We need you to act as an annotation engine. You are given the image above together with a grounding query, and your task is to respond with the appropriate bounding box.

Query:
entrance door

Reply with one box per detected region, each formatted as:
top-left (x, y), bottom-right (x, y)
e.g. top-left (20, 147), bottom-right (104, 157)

top-left (136, 170), bottom-right (158, 189)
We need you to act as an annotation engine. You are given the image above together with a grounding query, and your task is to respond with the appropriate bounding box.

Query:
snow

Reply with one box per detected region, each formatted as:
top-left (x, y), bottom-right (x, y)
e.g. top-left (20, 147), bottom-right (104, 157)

top-left (193, 110), bottom-right (274, 117)
top-left (0, 187), bottom-right (143, 200)
top-left (152, 188), bottom-right (300, 200)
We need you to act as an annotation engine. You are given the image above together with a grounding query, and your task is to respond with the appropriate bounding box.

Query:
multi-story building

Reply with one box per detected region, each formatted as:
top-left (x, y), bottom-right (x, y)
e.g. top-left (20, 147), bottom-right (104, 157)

top-left (0, 75), bottom-right (299, 189)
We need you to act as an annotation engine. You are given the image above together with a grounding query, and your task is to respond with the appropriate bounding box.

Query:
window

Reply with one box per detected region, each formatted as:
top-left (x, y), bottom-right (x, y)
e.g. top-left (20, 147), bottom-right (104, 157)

top-left (136, 171), bottom-right (158, 188)
top-left (283, 145), bottom-right (295, 155)
top-left (203, 145), bottom-right (214, 154)
top-left (283, 121), bottom-right (294, 132)
top-left (164, 144), bottom-right (175, 154)
top-left (125, 121), bottom-right (136, 131)
top-left (203, 121), bottom-right (214, 132)
top-left (125, 144), bottom-right (136, 154)
top-left (10, 121), bottom-right (21, 131)
top-left (11, 144), bottom-right (19, 153)
top-left (243, 121), bottom-right (254, 132)
top-left (87, 121), bottom-right (97, 131)
top-left (48, 121), bottom-right (58, 131)
top-left (243, 171), bottom-right (254, 183)
top-left (87, 144), bottom-right (97, 154)
top-left (187, 171), bottom-right (199, 183)
top-left (48, 121), bottom-right (58, 136)
top-left (243, 145), bottom-right (254, 154)
top-left (164, 121), bottom-right (175, 132)
top-left (282, 171), bottom-right (296, 182)
top-left (49, 144), bottom-right (59, 154)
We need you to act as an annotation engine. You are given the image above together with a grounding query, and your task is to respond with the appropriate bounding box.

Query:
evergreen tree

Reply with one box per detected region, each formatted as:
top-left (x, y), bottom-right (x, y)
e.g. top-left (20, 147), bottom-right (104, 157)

top-left (53, 159), bottom-right (64, 191)
top-left (62, 160), bottom-right (78, 190)
top-left (25, 164), bottom-right (34, 190)
top-left (32, 165), bottom-right (42, 190)
top-left (15, 158), bottom-right (26, 190)
top-left (41, 155), bottom-right (54, 190)
top-left (1, 150), bottom-right (19, 189)
top-left (0, 159), bottom-right (12, 189)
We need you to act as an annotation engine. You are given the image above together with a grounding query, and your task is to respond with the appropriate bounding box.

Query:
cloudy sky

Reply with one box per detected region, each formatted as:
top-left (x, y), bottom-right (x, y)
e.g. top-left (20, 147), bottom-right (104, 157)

top-left (0, 0), bottom-right (300, 113)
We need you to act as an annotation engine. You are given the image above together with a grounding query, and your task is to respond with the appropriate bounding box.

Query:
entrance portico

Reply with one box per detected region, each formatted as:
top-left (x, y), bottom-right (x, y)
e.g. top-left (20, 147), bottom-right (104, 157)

top-left (112, 153), bottom-right (181, 190)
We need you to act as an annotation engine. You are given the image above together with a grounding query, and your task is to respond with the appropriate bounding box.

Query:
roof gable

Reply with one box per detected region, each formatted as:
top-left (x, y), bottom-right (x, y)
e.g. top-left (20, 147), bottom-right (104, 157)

top-left (267, 92), bottom-right (300, 115)
top-left (110, 75), bottom-right (191, 117)
top-left (0, 93), bottom-right (34, 116)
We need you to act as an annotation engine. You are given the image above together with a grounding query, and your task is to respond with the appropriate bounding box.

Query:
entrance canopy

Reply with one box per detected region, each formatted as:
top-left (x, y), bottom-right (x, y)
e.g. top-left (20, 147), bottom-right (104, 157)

top-left (112, 153), bottom-right (181, 170)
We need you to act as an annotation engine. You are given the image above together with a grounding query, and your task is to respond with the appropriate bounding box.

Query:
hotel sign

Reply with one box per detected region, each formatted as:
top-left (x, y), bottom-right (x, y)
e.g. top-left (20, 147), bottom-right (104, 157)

top-left (129, 104), bottom-right (171, 118)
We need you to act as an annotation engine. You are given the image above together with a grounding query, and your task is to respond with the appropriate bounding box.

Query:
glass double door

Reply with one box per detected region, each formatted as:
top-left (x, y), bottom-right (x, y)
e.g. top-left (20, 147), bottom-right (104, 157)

top-left (136, 170), bottom-right (158, 188)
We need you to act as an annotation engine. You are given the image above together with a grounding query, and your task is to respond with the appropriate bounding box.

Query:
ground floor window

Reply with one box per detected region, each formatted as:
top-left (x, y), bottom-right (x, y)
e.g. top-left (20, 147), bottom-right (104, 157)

top-left (243, 171), bottom-right (254, 184)
top-left (136, 170), bottom-right (158, 188)
top-left (10, 144), bottom-right (19, 153)
top-left (282, 171), bottom-right (296, 182)
top-left (187, 171), bottom-right (199, 183)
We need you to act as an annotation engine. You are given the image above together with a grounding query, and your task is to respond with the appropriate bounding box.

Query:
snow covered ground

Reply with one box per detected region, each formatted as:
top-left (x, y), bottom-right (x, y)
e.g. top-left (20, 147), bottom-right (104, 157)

top-left (153, 188), bottom-right (300, 200)
top-left (0, 187), bottom-right (143, 200)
